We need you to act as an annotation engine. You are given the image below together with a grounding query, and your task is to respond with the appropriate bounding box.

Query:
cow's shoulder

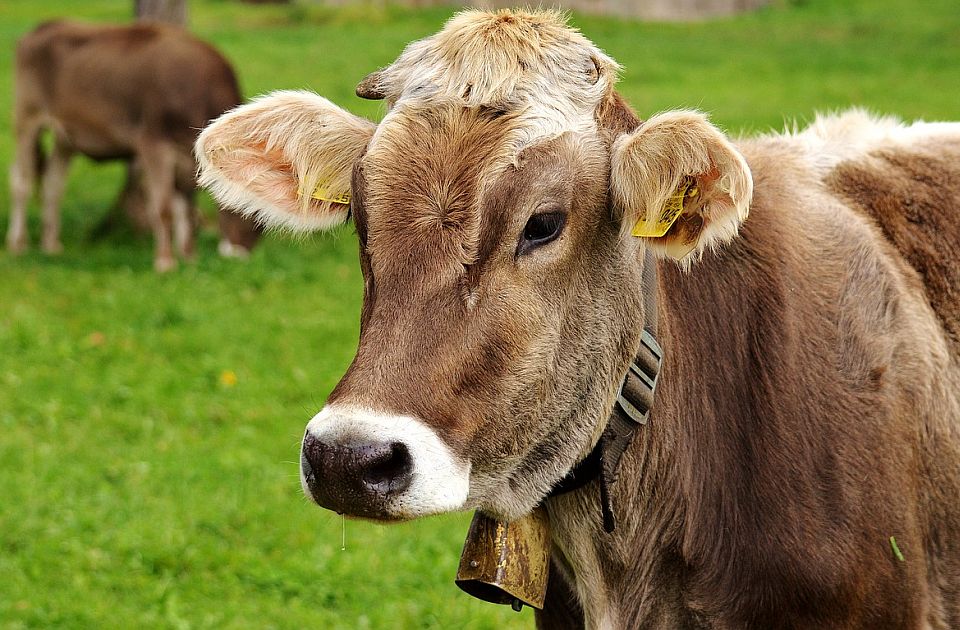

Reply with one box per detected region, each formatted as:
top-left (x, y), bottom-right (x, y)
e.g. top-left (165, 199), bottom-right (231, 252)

top-left (820, 113), bottom-right (960, 351)
top-left (735, 111), bottom-right (960, 351)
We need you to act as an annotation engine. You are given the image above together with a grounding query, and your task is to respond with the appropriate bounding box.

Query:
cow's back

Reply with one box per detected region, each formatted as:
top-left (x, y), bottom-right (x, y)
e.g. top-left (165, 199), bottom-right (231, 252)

top-left (15, 20), bottom-right (241, 159)
top-left (827, 133), bottom-right (960, 354)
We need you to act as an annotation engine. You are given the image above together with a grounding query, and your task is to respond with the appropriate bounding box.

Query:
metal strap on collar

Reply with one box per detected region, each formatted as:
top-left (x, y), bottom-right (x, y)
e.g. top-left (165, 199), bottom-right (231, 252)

top-left (599, 329), bottom-right (662, 532)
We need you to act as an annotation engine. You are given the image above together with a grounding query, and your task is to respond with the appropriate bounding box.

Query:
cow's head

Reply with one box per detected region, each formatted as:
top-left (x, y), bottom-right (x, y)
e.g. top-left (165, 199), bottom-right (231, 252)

top-left (217, 207), bottom-right (263, 258)
top-left (196, 10), bottom-right (751, 522)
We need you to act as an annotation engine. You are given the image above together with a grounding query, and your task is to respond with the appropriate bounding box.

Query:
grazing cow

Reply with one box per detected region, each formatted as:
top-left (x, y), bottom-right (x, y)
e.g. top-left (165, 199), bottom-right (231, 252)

top-left (7, 20), bottom-right (261, 271)
top-left (196, 9), bottom-right (960, 628)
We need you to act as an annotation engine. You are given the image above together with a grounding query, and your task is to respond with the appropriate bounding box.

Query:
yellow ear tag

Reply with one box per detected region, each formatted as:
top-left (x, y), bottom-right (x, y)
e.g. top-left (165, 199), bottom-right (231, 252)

top-left (297, 179), bottom-right (351, 206)
top-left (631, 178), bottom-right (699, 238)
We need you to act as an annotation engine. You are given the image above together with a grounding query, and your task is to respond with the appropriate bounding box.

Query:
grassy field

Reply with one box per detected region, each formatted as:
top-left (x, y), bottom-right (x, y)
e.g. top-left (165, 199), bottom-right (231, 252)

top-left (1, 0), bottom-right (958, 627)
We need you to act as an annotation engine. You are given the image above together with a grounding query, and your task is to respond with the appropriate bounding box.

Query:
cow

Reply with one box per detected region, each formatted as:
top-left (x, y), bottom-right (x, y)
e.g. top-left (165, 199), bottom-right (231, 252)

top-left (7, 20), bottom-right (262, 271)
top-left (195, 9), bottom-right (960, 628)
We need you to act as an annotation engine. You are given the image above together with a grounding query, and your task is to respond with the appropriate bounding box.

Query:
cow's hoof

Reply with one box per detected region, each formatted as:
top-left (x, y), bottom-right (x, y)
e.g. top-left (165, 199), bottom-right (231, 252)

top-left (154, 257), bottom-right (177, 273)
top-left (6, 236), bottom-right (28, 255)
top-left (218, 239), bottom-right (251, 259)
top-left (41, 240), bottom-right (64, 255)
top-left (7, 230), bottom-right (30, 254)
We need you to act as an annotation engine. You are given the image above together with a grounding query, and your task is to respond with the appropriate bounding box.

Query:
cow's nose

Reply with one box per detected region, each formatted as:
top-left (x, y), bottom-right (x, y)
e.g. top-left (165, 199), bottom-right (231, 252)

top-left (300, 432), bottom-right (413, 518)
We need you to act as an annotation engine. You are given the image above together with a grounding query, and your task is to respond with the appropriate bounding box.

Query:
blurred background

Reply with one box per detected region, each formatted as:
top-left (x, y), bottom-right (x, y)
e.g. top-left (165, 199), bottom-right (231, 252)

top-left (1, 0), bottom-right (958, 628)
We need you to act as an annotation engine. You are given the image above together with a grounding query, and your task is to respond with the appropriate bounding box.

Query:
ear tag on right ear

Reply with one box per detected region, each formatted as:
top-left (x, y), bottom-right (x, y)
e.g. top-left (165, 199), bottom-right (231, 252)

top-left (631, 177), bottom-right (698, 238)
top-left (297, 178), bottom-right (351, 206)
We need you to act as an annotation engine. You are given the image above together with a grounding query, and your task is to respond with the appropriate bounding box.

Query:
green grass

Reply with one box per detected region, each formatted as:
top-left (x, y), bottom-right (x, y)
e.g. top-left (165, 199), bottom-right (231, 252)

top-left (1, 0), bottom-right (958, 627)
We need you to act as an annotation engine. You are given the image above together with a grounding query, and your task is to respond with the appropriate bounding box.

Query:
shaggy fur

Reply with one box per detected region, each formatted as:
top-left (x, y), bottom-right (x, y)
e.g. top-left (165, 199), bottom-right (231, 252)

top-left (611, 110), bottom-right (753, 264)
top-left (358, 9), bottom-right (619, 151)
top-left (196, 90), bottom-right (376, 232)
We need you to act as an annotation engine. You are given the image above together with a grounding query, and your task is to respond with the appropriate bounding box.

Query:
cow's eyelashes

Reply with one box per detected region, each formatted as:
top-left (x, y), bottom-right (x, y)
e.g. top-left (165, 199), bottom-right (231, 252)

top-left (517, 211), bottom-right (567, 257)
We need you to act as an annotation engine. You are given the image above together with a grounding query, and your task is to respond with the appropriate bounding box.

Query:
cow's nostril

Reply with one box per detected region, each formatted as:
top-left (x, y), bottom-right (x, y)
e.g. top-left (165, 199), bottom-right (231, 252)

top-left (300, 445), bottom-right (315, 483)
top-left (362, 442), bottom-right (412, 493)
top-left (301, 432), bottom-right (325, 479)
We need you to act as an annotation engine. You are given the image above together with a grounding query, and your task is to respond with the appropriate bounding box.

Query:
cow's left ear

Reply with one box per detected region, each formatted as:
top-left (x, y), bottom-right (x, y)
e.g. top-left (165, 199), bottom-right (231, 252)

top-left (610, 110), bottom-right (752, 263)
top-left (196, 90), bottom-right (376, 232)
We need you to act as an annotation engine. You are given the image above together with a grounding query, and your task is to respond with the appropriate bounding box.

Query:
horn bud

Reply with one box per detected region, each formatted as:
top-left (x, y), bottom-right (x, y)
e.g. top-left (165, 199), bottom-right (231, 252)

top-left (455, 508), bottom-right (551, 611)
top-left (356, 71), bottom-right (386, 100)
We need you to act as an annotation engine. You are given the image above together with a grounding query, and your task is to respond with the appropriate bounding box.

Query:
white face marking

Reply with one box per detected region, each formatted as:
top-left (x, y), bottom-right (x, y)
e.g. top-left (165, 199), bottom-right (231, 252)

top-left (368, 10), bottom-right (620, 158)
top-left (300, 404), bottom-right (471, 518)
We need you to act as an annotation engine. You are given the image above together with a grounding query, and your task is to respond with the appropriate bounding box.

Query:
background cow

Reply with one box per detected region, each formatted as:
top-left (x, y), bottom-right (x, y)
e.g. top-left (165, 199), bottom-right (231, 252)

top-left (196, 9), bottom-right (960, 629)
top-left (7, 20), bottom-right (261, 271)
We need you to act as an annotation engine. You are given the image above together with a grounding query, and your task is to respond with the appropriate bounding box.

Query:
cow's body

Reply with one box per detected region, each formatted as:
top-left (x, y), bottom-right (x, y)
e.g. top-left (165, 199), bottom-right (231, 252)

top-left (195, 10), bottom-right (960, 628)
top-left (544, 115), bottom-right (960, 628)
top-left (7, 20), bottom-right (260, 270)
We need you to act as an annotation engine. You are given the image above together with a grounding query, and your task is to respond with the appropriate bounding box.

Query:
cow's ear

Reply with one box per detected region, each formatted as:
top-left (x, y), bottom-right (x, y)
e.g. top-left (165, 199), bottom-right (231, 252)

top-left (196, 90), bottom-right (376, 232)
top-left (610, 110), bottom-right (752, 263)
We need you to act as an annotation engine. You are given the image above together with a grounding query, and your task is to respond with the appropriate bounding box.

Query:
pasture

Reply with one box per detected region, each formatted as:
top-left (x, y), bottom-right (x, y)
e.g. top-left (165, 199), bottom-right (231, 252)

top-left (1, 0), bottom-right (958, 627)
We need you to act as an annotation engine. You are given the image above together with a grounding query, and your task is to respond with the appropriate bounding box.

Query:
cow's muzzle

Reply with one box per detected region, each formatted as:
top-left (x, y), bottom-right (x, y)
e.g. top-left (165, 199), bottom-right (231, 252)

top-left (300, 433), bottom-right (413, 519)
top-left (299, 406), bottom-right (471, 519)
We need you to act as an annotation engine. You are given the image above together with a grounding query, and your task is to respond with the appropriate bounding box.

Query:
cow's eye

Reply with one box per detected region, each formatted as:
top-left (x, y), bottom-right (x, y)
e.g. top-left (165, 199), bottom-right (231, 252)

top-left (517, 211), bottom-right (566, 256)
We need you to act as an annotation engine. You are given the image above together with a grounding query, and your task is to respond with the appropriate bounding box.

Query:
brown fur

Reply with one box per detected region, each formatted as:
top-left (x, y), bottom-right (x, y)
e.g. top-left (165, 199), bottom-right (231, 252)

top-left (7, 20), bottom-right (260, 269)
top-left (556, 130), bottom-right (960, 629)
top-left (193, 9), bottom-right (960, 628)
top-left (829, 144), bottom-right (960, 353)
top-left (341, 109), bottom-right (960, 628)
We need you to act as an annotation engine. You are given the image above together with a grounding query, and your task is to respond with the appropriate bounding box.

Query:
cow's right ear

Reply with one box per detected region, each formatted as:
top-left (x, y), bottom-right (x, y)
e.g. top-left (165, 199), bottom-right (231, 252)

top-left (195, 90), bottom-right (376, 232)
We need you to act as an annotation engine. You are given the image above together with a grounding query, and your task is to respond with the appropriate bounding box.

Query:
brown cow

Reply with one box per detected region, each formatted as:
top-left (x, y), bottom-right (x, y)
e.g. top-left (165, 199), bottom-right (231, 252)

top-left (7, 20), bottom-right (261, 271)
top-left (196, 10), bottom-right (960, 628)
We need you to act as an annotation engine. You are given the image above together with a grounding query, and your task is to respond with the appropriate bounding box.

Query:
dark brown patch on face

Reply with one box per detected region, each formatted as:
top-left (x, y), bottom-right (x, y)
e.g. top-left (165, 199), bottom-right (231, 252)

top-left (829, 143), bottom-right (960, 352)
top-left (361, 106), bottom-right (520, 280)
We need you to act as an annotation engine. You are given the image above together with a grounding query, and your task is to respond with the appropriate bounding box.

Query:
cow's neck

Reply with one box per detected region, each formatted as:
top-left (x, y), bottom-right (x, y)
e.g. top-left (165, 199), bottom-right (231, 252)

top-left (544, 427), bottom-right (687, 628)
top-left (545, 246), bottom-right (779, 628)
top-left (543, 254), bottom-right (687, 628)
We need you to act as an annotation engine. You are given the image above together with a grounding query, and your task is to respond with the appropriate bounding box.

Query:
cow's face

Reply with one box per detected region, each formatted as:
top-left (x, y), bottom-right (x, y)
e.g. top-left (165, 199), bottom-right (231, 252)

top-left (196, 10), bottom-right (751, 522)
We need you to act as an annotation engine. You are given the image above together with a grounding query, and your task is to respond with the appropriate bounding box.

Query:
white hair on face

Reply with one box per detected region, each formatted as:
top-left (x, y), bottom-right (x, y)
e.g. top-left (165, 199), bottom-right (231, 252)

top-left (364, 9), bottom-right (621, 153)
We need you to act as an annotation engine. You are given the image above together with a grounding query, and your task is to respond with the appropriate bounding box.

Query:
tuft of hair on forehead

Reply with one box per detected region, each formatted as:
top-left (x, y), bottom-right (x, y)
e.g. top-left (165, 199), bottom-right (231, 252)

top-left (363, 9), bottom-right (621, 148)
top-left (362, 105), bottom-right (525, 272)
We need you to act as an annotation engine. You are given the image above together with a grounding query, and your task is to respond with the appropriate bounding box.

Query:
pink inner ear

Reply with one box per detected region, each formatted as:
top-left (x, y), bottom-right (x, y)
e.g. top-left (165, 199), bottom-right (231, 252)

top-left (699, 165), bottom-right (721, 188)
top-left (696, 164), bottom-right (736, 222)
top-left (215, 142), bottom-right (322, 219)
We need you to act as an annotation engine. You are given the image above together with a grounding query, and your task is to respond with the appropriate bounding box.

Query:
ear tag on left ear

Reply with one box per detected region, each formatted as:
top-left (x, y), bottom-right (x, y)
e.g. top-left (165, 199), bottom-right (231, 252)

top-left (631, 177), bottom-right (698, 238)
top-left (297, 178), bottom-right (351, 206)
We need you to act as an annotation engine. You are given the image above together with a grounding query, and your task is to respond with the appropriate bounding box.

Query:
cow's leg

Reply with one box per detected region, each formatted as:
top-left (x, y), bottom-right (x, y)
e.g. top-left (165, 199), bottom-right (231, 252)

top-left (39, 136), bottom-right (74, 254)
top-left (139, 143), bottom-right (177, 272)
top-left (171, 191), bottom-right (195, 261)
top-left (92, 160), bottom-right (152, 240)
top-left (7, 115), bottom-right (43, 254)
